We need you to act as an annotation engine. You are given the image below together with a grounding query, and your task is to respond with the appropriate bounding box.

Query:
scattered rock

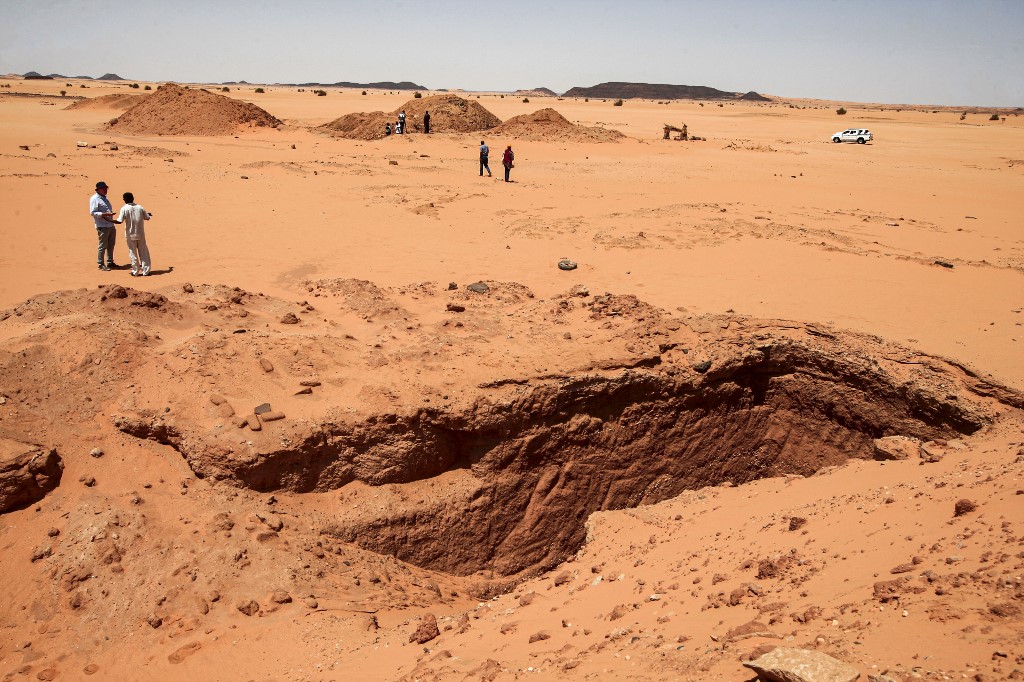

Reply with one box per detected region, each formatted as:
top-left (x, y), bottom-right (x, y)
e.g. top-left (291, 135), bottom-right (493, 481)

top-left (236, 600), bottom-right (260, 616)
top-left (788, 517), bottom-right (807, 531)
top-left (920, 441), bottom-right (947, 463)
top-left (299, 380), bottom-right (321, 387)
top-left (873, 435), bottom-right (920, 460)
top-left (259, 358), bottom-right (274, 373)
top-left (410, 613), bottom-right (440, 644)
top-left (254, 403), bottom-right (271, 414)
top-left (953, 499), bottom-right (977, 517)
top-left (167, 642), bottom-right (201, 664)
top-left (303, 597), bottom-right (318, 609)
top-left (447, 282), bottom-right (458, 290)
top-left (83, 664), bottom-right (99, 675)
top-left (743, 646), bottom-right (860, 682)
top-left (553, 571), bottom-right (572, 587)
top-left (30, 545), bottom-right (52, 562)
top-left (529, 631), bottom-right (551, 643)
top-left (245, 415), bottom-right (261, 432)
top-left (446, 303), bottom-right (466, 313)
top-left (890, 563), bottom-right (915, 574)
top-left (1, 440), bottom-right (63, 513)
top-left (146, 613), bottom-right (163, 628)
top-left (467, 282), bottom-right (490, 294)
top-left (934, 259), bottom-right (954, 269)
top-left (294, 387), bottom-right (313, 395)
top-left (692, 360), bottom-right (713, 374)
top-left (182, 283), bottom-right (194, 293)
top-left (558, 259), bottom-right (578, 271)
top-left (269, 590), bottom-right (292, 604)
top-left (280, 312), bottom-right (300, 324)
top-left (89, 447), bottom-right (104, 458)
top-left (262, 411), bottom-right (285, 422)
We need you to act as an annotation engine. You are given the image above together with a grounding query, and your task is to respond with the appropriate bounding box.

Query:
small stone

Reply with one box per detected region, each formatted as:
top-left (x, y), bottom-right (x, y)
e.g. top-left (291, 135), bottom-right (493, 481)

top-left (259, 358), bottom-right (274, 373)
top-left (953, 499), bottom-right (977, 517)
top-left (692, 360), bottom-right (713, 374)
top-left (146, 613), bottom-right (163, 628)
top-left (30, 545), bottom-right (52, 562)
top-left (47, 528), bottom-right (60, 537)
top-left (447, 282), bottom-right (457, 290)
top-left (553, 571), bottom-right (571, 586)
top-left (303, 597), bottom-right (318, 609)
top-left (81, 476), bottom-right (97, 487)
top-left (873, 436), bottom-right (920, 460)
top-left (237, 600), bottom-right (260, 616)
top-left (410, 613), bottom-right (440, 644)
top-left (280, 312), bottom-right (300, 324)
top-left (245, 415), bottom-right (262, 432)
top-left (446, 303), bottom-right (466, 313)
top-left (182, 283), bottom-right (194, 293)
top-left (389, 160), bottom-right (398, 165)
top-left (262, 411), bottom-right (285, 422)
top-left (743, 646), bottom-right (860, 682)
top-left (209, 394), bottom-right (226, 406)
top-left (788, 517), bottom-right (807, 531)
top-left (83, 664), bottom-right (100, 675)
top-left (529, 631), bottom-right (551, 643)
top-left (269, 590), bottom-right (292, 604)
top-left (299, 380), bottom-right (321, 387)
top-left (294, 387), bottom-right (313, 395)
top-left (217, 403), bottom-right (235, 418)
top-left (466, 282), bottom-right (490, 294)
top-left (253, 403), bottom-right (272, 414)
top-left (557, 259), bottom-right (578, 271)
top-left (89, 447), bottom-right (104, 458)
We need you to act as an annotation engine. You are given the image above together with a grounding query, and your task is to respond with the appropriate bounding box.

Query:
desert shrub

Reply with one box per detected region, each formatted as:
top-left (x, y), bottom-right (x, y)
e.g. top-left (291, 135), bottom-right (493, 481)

top-left (500, 94), bottom-right (504, 98)
top-left (361, 90), bottom-right (366, 95)
top-left (144, 85), bottom-right (151, 90)
top-left (80, 84), bottom-right (86, 88)
top-left (254, 87), bottom-right (265, 93)
top-left (989, 113), bottom-right (1000, 121)
top-left (129, 83), bottom-right (139, 89)
top-left (836, 107), bottom-right (847, 115)
top-left (221, 86), bottom-right (230, 92)
top-left (414, 91), bottom-right (422, 98)
top-left (613, 99), bottom-right (623, 106)
top-left (60, 90), bottom-right (66, 97)
top-left (316, 89), bottom-right (326, 96)
top-left (523, 97), bottom-right (529, 103)
top-left (959, 112), bottom-right (966, 120)
top-left (584, 98), bottom-right (589, 102)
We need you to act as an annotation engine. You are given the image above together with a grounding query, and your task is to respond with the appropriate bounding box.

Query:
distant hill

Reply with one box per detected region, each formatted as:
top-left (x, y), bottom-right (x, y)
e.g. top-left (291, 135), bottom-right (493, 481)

top-left (514, 87), bottom-right (557, 97)
top-left (288, 81), bottom-right (427, 90)
top-left (96, 73), bottom-right (124, 81)
top-left (23, 72), bottom-right (52, 80)
top-left (740, 91), bottom-right (771, 101)
top-left (561, 82), bottom-right (767, 101)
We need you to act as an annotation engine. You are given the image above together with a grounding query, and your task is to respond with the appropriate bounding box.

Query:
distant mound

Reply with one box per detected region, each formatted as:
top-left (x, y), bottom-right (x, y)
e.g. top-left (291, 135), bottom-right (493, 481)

top-left (490, 108), bottom-right (625, 143)
top-left (291, 81), bottom-right (426, 91)
top-left (319, 94), bottom-right (500, 140)
top-left (740, 91), bottom-right (771, 101)
top-left (106, 83), bottom-right (282, 136)
top-left (23, 72), bottom-right (51, 80)
top-left (514, 87), bottom-right (557, 97)
top-left (563, 82), bottom-right (745, 101)
top-left (66, 93), bottom-right (147, 111)
top-left (97, 73), bottom-right (124, 81)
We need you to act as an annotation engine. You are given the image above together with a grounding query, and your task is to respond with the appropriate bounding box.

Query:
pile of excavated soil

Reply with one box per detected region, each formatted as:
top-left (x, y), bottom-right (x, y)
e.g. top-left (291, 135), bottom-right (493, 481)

top-left (490, 107), bottom-right (626, 142)
top-left (65, 93), bottom-right (147, 110)
top-left (105, 83), bottom-right (282, 136)
top-left (319, 93), bottom-right (501, 140)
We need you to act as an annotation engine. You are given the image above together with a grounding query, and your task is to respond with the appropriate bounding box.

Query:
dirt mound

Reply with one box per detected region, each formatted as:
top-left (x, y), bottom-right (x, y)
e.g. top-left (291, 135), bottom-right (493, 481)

top-left (105, 83), bottom-right (281, 136)
top-left (319, 94), bottom-right (500, 140)
top-left (490, 108), bottom-right (626, 142)
top-left (65, 93), bottom-right (147, 110)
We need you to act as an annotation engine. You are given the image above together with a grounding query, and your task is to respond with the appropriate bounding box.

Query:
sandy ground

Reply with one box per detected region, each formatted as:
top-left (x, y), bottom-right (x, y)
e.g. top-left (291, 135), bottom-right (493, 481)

top-left (0, 77), bottom-right (1022, 681)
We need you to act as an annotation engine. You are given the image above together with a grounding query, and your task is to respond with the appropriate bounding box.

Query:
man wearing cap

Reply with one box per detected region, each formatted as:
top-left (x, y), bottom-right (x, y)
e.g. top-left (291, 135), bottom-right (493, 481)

top-left (90, 181), bottom-right (117, 270)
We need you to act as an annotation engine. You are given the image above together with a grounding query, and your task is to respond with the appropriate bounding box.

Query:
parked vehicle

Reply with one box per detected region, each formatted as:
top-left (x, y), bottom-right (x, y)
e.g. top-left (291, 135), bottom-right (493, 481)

top-left (832, 129), bottom-right (873, 144)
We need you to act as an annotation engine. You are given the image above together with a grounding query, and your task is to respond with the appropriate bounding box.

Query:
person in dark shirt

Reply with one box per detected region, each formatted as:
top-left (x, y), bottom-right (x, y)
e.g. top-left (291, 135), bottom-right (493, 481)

top-left (423, 110), bottom-right (431, 134)
top-left (479, 141), bottom-right (491, 177)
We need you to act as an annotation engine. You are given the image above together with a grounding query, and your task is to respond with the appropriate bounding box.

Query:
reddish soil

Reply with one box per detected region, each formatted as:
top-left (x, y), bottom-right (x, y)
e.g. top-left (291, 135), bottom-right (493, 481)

top-left (319, 93), bottom-right (501, 139)
top-left (106, 83), bottom-right (282, 135)
top-left (491, 108), bottom-right (625, 142)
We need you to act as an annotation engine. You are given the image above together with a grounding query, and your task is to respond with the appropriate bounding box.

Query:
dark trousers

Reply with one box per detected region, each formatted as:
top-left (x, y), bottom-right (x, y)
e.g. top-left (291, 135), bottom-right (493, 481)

top-left (504, 164), bottom-right (511, 182)
top-left (424, 120), bottom-right (430, 134)
top-left (480, 157), bottom-right (490, 176)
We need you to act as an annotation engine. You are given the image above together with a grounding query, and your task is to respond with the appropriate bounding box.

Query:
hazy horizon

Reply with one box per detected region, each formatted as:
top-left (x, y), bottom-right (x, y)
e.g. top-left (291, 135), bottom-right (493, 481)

top-left (2, 0), bottom-right (1022, 107)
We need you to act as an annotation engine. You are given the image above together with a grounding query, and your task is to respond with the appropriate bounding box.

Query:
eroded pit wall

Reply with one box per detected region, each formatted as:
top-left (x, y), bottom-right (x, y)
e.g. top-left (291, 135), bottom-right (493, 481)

top-left (113, 332), bottom-right (1015, 578)
top-left (310, 339), bottom-right (996, 578)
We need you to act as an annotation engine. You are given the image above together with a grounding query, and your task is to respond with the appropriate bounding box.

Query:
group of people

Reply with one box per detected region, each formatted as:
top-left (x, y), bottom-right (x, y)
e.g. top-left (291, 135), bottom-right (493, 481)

top-left (89, 181), bottom-right (154, 276)
top-left (479, 141), bottom-right (515, 182)
top-left (385, 110), bottom-right (430, 136)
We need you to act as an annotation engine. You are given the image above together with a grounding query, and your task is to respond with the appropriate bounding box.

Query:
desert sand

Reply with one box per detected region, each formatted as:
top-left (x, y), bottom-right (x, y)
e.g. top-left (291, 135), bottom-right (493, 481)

top-left (0, 77), bottom-right (1022, 681)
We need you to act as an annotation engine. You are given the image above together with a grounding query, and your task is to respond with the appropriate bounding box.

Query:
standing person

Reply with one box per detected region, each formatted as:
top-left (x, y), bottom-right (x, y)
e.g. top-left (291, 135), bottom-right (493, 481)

top-left (398, 110), bottom-right (406, 134)
top-left (89, 180), bottom-right (117, 270)
top-left (423, 110), bottom-right (431, 134)
top-left (502, 145), bottom-right (515, 182)
top-left (113, 191), bottom-right (153, 276)
top-left (479, 140), bottom-right (491, 177)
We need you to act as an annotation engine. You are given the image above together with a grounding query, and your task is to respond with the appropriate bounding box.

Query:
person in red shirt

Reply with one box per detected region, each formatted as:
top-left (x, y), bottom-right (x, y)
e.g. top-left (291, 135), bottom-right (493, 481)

top-left (502, 145), bottom-right (514, 182)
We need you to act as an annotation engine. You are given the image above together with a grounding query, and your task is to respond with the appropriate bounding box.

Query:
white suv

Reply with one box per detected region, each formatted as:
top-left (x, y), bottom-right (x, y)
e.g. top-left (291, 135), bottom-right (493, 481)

top-left (832, 129), bottom-right (873, 144)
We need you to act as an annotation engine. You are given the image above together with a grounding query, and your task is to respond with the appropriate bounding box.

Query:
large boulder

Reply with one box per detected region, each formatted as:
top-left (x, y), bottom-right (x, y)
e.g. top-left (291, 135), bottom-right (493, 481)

top-left (0, 439), bottom-right (62, 513)
top-left (743, 647), bottom-right (860, 682)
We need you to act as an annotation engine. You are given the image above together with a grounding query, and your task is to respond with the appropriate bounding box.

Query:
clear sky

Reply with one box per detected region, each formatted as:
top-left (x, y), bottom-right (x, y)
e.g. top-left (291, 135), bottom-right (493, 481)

top-left (1, 0), bottom-right (1021, 106)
